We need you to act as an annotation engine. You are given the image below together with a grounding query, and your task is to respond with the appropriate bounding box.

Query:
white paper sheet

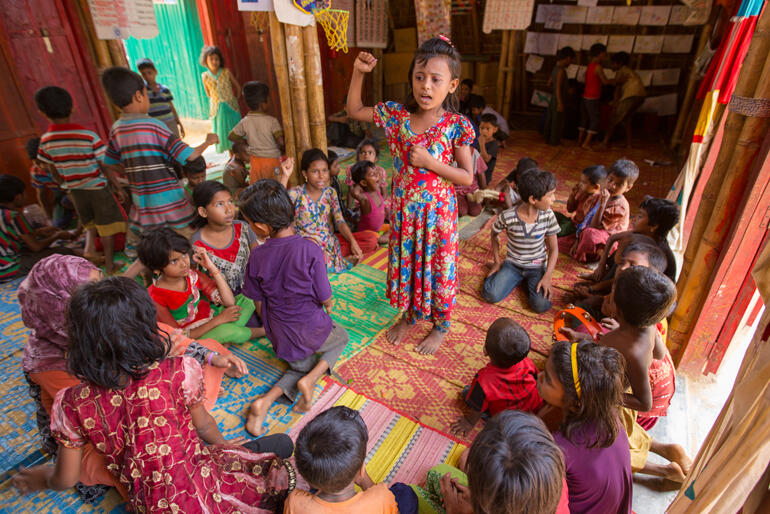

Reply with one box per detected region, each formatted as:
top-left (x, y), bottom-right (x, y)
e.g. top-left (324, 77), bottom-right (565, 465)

top-left (582, 34), bottom-right (609, 50)
top-left (652, 68), bottom-right (681, 86)
top-left (538, 33), bottom-right (560, 56)
top-left (639, 5), bottom-right (671, 26)
top-left (577, 65), bottom-right (587, 83)
top-left (483, 0), bottom-right (536, 33)
top-left (637, 69), bottom-right (654, 87)
top-left (633, 35), bottom-right (664, 54)
top-left (562, 6), bottom-right (588, 24)
top-left (612, 6), bottom-right (641, 25)
top-left (663, 34), bottom-right (695, 53)
top-left (524, 31), bottom-right (539, 54)
top-left (558, 34), bottom-right (583, 52)
top-left (526, 54), bottom-right (544, 73)
top-left (684, 0), bottom-right (711, 25)
top-left (577, 0), bottom-right (598, 6)
top-left (566, 64), bottom-right (579, 79)
top-left (586, 6), bottom-right (614, 24)
top-left (668, 5), bottom-right (688, 24)
top-left (531, 89), bottom-right (552, 108)
top-left (607, 35), bottom-right (635, 53)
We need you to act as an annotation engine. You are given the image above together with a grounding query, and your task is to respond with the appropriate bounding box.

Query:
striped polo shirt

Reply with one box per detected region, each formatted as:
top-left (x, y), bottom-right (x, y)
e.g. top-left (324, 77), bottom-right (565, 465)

top-left (37, 124), bottom-right (107, 190)
top-left (104, 113), bottom-right (194, 231)
top-left (492, 207), bottom-right (560, 269)
top-left (0, 207), bottom-right (32, 282)
top-left (147, 83), bottom-right (175, 126)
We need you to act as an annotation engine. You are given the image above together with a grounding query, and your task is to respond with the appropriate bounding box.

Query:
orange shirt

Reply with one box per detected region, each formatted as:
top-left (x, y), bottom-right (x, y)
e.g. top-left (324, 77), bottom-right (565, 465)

top-left (284, 483), bottom-right (398, 514)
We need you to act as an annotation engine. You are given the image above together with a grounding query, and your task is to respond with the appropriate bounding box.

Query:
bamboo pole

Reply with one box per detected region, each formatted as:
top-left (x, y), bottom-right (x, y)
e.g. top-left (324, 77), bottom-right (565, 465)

top-left (502, 30), bottom-right (516, 119)
top-left (520, 32), bottom-right (527, 111)
top-left (284, 24), bottom-right (312, 156)
top-left (302, 24), bottom-right (326, 153)
top-left (268, 13), bottom-right (296, 164)
top-left (496, 30), bottom-right (510, 112)
top-left (668, 8), bottom-right (770, 363)
top-left (106, 40), bottom-right (128, 67)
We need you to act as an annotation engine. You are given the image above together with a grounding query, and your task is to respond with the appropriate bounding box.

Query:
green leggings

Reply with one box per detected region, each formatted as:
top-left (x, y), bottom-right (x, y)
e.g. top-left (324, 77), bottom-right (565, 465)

top-left (411, 464), bottom-right (468, 514)
top-left (201, 294), bottom-right (256, 344)
top-left (555, 211), bottom-right (576, 237)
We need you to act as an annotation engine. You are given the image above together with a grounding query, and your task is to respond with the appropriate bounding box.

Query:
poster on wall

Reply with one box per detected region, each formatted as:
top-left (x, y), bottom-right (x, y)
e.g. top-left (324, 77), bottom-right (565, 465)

top-left (356, 0), bottom-right (387, 48)
top-left (484, 0), bottom-right (536, 33)
top-left (237, 0), bottom-right (274, 11)
top-left (415, 0), bottom-right (451, 44)
top-left (88, 0), bottom-right (158, 39)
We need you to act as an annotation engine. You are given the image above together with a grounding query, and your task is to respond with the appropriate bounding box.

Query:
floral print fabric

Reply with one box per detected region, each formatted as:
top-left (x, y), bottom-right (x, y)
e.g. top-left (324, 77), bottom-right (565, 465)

top-left (373, 101), bottom-right (474, 328)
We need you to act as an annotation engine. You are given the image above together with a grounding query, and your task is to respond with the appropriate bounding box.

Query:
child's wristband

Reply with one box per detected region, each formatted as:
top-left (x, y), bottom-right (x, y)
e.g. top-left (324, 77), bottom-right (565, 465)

top-left (207, 352), bottom-right (217, 366)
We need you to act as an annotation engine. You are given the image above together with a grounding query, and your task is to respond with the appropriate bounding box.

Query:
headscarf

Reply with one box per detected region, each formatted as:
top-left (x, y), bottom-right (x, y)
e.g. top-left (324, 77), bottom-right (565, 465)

top-left (19, 255), bottom-right (98, 374)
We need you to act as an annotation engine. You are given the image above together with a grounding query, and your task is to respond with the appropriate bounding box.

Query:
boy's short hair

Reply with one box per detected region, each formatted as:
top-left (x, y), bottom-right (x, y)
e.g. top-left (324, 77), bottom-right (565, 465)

top-left (507, 157), bottom-right (539, 184)
top-left (182, 156), bottom-right (207, 177)
top-left (243, 81), bottom-right (270, 110)
top-left (485, 318), bottom-right (530, 368)
top-left (231, 139), bottom-right (248, 154)
top-left (356, 137), bottom-right (380, 158)
top-left (461, 78), bottom-right (474, 88)
top-left (468, 94), bottom-right (486, 111)
top-left (517, 168), bottom-right (557, 203)
top-left (581, 165), bottom-right (607, 186)
top-left (611, 52), bottom-right (631, 66)
top-left (137, 227), bottom-right (191, 272)
top-left (34, 86), bottom-right (73, 119)
top-left (25, 138), bottom-right (41, 161)
top-left (613, 266), bottom-right (676, 328)
top-left (350, 160), bottom-right (375, 185)
top-left (589, 43), bottom-right (607, 57)
top-left (467, 411), bottom-right (565, 514)
top-left (621, 241), bottom-right (667, 273)
top-left (640, 196), bottom-right (680, 240)
top-left (240, 179), bottom-right (295, 231)
top-left (136, 58), bottom-right (156, 71)
top-left (327, 149), bottom-right (339, 164)
top-left (608, 158), bottom-right (640, 184)
top-left (0, 174), bottom-right (25, 203)
top-left (557, 46), bottom-right (576, 60)
top-left (301, 148), bottom-right (329, 172)
top-left (294, 406), bottom-right (368, 493)
top-left (479, 113), bottom-right (498, 127)
top-left (101, 67), bottom-right (145, 108)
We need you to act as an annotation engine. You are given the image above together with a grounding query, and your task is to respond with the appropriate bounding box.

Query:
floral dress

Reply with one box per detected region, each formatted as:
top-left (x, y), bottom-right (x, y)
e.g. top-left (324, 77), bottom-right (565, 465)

top-left (373, 101), bottom-right (474, 330)
top-left (289, 184), bottom-right (351, 273)
top-left (50, 357), bottom-right (292, 513)
top-left (201, 68), bottom-right (240, 153)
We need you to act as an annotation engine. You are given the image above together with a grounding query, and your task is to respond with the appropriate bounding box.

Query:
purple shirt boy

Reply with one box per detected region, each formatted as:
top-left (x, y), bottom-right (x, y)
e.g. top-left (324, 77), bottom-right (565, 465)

top-left (242, 234), bottom-right (332, 362)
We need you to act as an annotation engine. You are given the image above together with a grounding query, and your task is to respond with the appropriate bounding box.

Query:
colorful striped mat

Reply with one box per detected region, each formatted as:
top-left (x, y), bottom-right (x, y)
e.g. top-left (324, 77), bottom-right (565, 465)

top-left (288, 378), bottom-right (467, 488)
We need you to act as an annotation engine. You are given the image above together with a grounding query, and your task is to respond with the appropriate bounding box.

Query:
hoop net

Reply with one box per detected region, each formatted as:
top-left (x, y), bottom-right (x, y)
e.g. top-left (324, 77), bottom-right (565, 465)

top-left (314, 9), bottom-right (350, 53)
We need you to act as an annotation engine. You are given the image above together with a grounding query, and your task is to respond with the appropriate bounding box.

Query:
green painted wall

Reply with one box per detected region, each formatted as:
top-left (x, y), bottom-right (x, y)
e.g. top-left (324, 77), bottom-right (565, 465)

top-left (123, 0), bottom-right (207, 120)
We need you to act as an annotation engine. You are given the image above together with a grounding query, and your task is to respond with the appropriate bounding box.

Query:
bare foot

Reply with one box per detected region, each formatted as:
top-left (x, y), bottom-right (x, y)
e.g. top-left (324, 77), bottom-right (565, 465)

top-left (250, 327), bottom-right (266, 339)
top-left (104, 261), bottom-right (122, 275)
top-left (295, 376), bottom-right (315, 413)
top-left (245, 398), bottom-right (271, 436)
top-left (663, 462), bottom-right (686, 483)
top-left (385, 318), bottom-right (410, 345)
top-left (663, 444), bottom-right (692, 476)
top-left (415, 328), bottom-right (445, 355)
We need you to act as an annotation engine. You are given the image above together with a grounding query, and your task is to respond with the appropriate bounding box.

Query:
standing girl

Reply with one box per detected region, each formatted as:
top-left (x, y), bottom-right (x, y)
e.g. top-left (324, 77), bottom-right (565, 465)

top-left (200, 45), bottom-right (241, 154)
top-left (537, 340), bottom-right (633, 514)
top-left (191, 180), bottom-right (260, 295)
top-left (14, 277), bottom-right (294, 512)
top-left (346, 37), bottom-right (474, 354)
top-left (278, 150), bottom-right (363, 272)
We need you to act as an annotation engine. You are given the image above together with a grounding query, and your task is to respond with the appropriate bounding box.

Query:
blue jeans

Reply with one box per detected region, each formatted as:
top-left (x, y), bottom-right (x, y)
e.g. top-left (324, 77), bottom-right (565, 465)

top-left (482, 261), bottom-right (552, 313)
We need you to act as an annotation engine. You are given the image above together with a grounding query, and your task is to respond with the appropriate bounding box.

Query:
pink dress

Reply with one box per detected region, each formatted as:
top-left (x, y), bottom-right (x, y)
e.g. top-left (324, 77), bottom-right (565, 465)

top-left (51, 357), bottom-right (290, 513)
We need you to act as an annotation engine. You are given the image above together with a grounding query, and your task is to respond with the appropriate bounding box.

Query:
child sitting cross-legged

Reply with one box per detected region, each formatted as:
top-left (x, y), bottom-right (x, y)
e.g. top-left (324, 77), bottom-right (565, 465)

top-left (555, 165), bottom-right (606, 237)
top-left (287, 406), bottom-right (415, 513)
top-left (139, 227), bottom-right (262, 343)
top-left (482, 168), bottom-right (559, 313)
top-left (12, 277), bottom-right (294, 512)
top-left (450, 318), bottom-right (543, 437)
top-left (239, 180), bottom-right (350, 436)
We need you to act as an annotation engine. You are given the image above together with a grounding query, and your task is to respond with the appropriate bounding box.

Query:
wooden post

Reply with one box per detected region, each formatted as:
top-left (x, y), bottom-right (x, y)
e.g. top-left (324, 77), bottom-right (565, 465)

top-left (268, 13), bottom-right (296, 163)
top-left (284, 24), bottom-right (312, 156)
top-left (496, 30), bottom-right (510, 112)
top-left (668, 7), bottom-right (770, 364)
top-left (302, 24), bottom-right (326, 153)
top-left (502, 30), bottom-right (516, 119)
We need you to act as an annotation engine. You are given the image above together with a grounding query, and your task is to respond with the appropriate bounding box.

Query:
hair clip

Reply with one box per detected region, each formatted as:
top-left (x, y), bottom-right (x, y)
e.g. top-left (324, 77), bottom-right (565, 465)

top-left (437, 34), bottom-right (455, 48)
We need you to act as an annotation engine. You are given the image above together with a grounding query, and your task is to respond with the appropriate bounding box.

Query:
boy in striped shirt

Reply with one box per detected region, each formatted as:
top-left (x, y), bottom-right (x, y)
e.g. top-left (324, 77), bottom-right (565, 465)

top-left (483, 168), bottom-right (559, 313)
top-left (137, 58), bottom-right (185, 137)
top-left (99, 67), bottom-right (218, 255)
top-left (35, 86), bottom-right (127, 274)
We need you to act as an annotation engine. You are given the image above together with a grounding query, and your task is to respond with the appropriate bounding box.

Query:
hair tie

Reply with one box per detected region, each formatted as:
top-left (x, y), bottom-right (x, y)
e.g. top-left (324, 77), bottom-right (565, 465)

top-left (437, 34), bottom-right (455, 48)
top-left (570, 343), bottom-right (582, 399)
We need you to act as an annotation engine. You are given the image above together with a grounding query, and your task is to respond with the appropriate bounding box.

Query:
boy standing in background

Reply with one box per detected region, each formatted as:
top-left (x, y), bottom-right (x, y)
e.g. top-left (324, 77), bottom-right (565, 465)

top-left (545, 47), bottom-right (575, 146)
top-left (137, 59), bottom-right (185, 138)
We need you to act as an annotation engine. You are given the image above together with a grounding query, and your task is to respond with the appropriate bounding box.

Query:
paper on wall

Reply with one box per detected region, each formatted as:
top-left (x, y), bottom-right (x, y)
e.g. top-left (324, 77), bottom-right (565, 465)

top-left (663, 34), bottom-right (695, 53)
top-left (88, 0), bottom-right (159, 39)
top-left (639, 5), bottom-right (671, 26)
top-left (607, 35), bottom-right (635, 53)
top-left (531, 89), bottom-right (552, 108)
top-left (526, 54), bottom-right (544, 73)
top-left (524, 31), bottom-right (539, 54)
top-left (566, 64), bottom-right (579, 79)
top-left (612, 6), bottom-right (641, 25)
top-left (538, 4), bottom-right (564, 30)
top-left (483, 0), bottom-right (536, 33)
top-left (683, 0), bottom-right (711, 25)
top-left (585, 6), bottom-right (614, 24)
top-left (127, 0), bottom-right (158, 38)
top-left (539, 33), bottom-right (560, 56)
top-left (636, 69), bottom-right (654, 87)
top-left (582, 34), bottom-right (608, 50)
top-left (652, 68), bottom-right (681, 86)
top-left (576, 65), bottom-right (587, 83)
top-left (558, 33), bottom-right (583, 52)
top-left (633, 35), bottom-right (663, 54)
top-left (577, 0), bottom-right (598, 6)
top-left (562, 6), bottom-right (588, 24)
top-left (668, 5), bottom-right (687, 24)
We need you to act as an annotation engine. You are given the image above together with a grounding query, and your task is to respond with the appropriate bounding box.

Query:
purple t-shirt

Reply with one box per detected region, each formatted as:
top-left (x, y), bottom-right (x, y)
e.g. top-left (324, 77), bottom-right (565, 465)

top-left (242, 235), bottom-right (333, 362)
top-left (553, 422), bottom-right (632, 514)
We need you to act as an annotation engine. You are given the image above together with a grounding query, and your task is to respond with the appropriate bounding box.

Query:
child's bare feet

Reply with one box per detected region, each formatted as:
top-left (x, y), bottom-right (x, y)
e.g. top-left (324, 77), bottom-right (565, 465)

top-left (662, 462), bottom-right (686, 483)
top-left (386, 318), bottom-right (410, 345)
top-left (245, 398), bottom-right (271, 436)
top-left (660, 443), bottom-right (692, 476)
top-left (295, 375), bottom-right (317, 413)
top-left (415, 327), bottom-right (445, 355)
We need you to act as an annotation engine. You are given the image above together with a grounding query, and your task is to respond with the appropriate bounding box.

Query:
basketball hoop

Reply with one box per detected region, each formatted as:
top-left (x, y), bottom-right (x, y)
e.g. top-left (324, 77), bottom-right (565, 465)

top-left (293, 0), bottom-right (349, 53)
